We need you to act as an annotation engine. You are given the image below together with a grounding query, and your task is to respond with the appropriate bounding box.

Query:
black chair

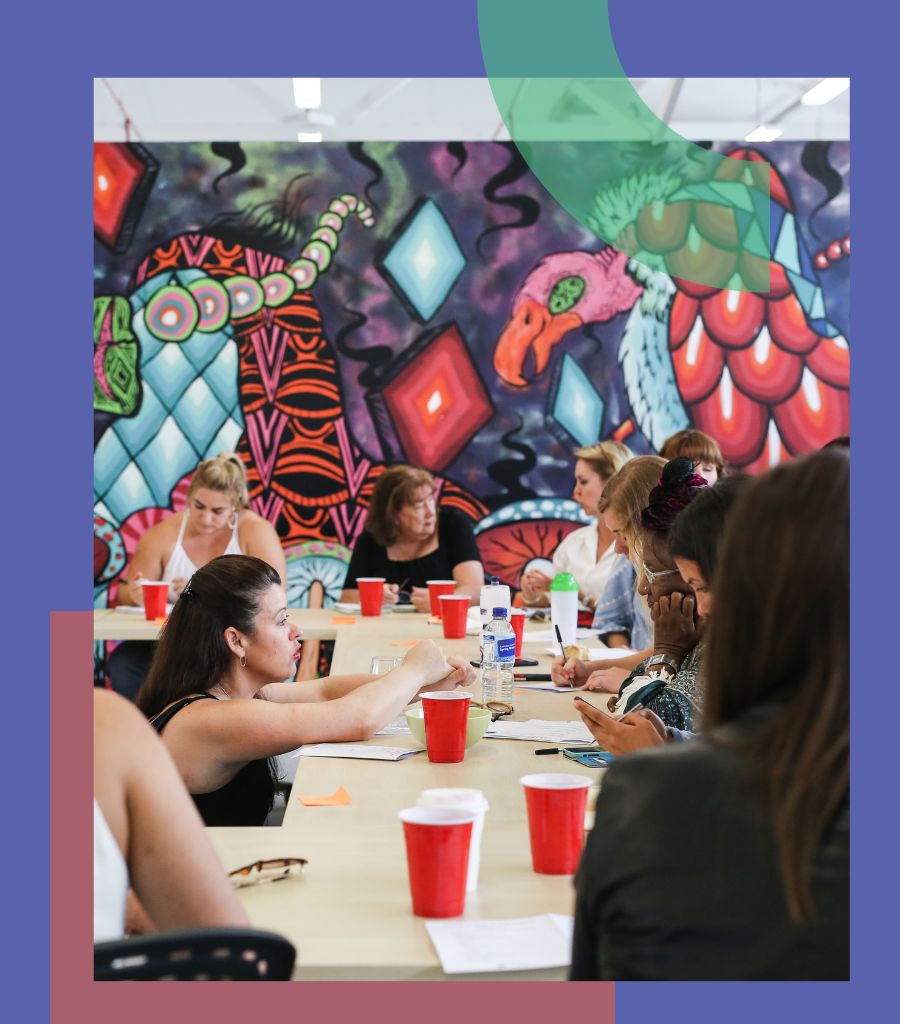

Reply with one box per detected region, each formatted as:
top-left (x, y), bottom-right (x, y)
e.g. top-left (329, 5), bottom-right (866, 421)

top-left (94, 927), bottom-right (296, 981)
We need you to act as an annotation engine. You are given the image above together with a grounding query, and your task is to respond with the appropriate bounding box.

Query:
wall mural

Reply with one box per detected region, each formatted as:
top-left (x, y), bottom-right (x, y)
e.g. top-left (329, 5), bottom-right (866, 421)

top-left (93, 140), bottom-right (850, 613)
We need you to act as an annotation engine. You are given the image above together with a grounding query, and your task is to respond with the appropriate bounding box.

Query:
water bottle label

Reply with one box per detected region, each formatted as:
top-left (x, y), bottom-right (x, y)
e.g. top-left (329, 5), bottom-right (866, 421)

top-left (493, 634), bottom-right (516, 662)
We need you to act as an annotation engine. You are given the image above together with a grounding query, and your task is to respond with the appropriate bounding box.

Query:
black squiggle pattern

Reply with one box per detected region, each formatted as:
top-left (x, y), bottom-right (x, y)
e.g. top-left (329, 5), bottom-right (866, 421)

top-left (347, 142), bottom-right (383, 211)
top-left (203, 173), bottom-right (313, 251)
top-left (210, 142), bottom-right (247, 194)
top-left (801, 142), bottom-right (844, 241)
top-left (446, 142), bottom-right (468, 180)
top-left (333, 305), bottom-right (393, 390)
top-left (484, 416), bottom-right (539, 508)
top-left (475, 142), bottom-right (541, 262)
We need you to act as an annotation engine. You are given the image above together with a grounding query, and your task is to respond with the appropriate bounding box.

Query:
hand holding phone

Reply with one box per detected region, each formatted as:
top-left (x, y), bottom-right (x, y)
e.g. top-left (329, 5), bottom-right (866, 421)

top-left (573, 693), bottom-right (623, 720)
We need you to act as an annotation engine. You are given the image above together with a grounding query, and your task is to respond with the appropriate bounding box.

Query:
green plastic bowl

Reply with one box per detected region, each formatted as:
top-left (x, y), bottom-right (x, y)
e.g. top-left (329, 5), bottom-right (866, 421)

top-left (404, 705), bottom-right (492, 749)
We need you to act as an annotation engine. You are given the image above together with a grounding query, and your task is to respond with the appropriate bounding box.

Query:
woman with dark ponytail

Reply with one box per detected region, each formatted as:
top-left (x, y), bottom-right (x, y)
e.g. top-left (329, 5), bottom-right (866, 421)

top-left (136, 554), bottom-right (474, 826)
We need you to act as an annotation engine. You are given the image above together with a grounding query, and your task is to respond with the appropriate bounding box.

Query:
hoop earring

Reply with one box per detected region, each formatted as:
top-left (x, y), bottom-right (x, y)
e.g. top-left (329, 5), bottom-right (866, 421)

top-left (229, 510), bottom-right (238, 529)
top-left (239, 653), bottom-right (247, 669)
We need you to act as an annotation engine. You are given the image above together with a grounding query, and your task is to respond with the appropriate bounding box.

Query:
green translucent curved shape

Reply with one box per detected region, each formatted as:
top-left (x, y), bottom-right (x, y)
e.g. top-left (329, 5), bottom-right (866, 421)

top-left (478, 0), bottom-right (772, 293)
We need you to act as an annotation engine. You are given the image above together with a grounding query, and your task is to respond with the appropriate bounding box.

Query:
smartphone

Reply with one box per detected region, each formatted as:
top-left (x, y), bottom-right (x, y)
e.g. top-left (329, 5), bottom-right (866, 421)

top-left (574, 695), bottom-right (645, 720)
top-left (563, 748), bottom-right (614, 767)
top-left (573, 694), bottom-right (622, 720)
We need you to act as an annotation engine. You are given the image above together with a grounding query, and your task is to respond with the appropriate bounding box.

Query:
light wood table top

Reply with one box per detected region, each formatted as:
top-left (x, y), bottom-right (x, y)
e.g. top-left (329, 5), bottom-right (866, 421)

top-left (93, 605), bottom-right (437, 642)
top-left (209, 615), bottom-right (602, 981)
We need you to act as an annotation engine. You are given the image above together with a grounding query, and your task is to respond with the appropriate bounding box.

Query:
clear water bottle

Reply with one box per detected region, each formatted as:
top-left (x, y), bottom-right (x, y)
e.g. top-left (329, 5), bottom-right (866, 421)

top-left (480, 575), bottom-right (511, 626)
top-left (481, 607), bottom-right (516, 705)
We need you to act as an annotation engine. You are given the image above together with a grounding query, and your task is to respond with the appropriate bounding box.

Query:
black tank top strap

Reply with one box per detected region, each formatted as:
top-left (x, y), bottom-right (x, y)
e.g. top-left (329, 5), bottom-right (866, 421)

top-left (150, 693), bottom-right (217, 734)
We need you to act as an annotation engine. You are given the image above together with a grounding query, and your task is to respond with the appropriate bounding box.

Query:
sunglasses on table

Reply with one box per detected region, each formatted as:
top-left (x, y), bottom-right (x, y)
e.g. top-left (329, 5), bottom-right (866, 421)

top-left (228, 857), bottom-right (307, 888)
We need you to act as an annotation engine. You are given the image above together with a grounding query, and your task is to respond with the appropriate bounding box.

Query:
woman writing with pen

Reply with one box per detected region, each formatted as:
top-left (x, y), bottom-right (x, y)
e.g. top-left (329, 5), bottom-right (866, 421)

top-left (560, 458), bottom-right (710, 732)
top-left (574, 473), bottom-right (750, 755)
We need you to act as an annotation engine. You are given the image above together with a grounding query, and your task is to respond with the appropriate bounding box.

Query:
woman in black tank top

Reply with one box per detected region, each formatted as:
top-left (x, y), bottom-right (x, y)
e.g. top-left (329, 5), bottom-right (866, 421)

top-left (136, 555), bottom-right (475, 827)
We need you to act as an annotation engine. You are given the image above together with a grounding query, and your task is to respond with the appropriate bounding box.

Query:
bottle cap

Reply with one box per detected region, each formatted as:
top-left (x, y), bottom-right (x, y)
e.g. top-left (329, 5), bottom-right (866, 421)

top-left (489, 576), bottom-right (499, 586)
top-left (550, 572), bottom-right (579, 592)
top-left (492, 607), bottom-right (508, 617)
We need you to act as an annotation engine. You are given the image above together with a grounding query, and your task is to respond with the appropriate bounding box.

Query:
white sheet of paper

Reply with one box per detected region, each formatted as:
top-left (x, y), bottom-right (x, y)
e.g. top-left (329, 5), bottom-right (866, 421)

top-left (588, 646), bottom-right (635, 659)
top-left (373, 714), bottom-right (412, 737)
top-left (425, 914), bottom-right (574, 974)
top-left (525, 628), bottom-right (598, 645)
top-left (541, 644), bottom-right (636, 657)
top-left (293, 744), bottom-right (423, 761)
top-left (485, 719), bottom-right (594, 744)
top-left (333, 602), bottom-right (361, 613)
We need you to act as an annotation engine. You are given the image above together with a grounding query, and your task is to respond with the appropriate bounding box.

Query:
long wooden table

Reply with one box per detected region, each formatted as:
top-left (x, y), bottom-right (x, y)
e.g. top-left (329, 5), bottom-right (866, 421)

top-left (94, 605), bottom-right (364, 641)
top-left (97, 607), bottom-right (604, 979)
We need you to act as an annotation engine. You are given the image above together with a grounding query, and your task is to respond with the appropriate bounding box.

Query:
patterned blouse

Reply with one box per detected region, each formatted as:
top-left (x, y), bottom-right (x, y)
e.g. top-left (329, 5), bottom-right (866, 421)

top-left (619, 643), bottom-right (705, 732)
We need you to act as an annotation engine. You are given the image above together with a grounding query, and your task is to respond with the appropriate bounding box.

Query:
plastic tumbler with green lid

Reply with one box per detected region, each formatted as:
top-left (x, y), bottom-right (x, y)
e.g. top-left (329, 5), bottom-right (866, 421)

top-left (550, 572), bottom-right (579, 647)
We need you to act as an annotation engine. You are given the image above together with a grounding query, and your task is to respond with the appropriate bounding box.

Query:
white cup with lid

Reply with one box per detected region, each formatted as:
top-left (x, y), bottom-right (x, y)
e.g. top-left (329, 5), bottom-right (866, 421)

top-left (416, 787), bottom-right (489, 891)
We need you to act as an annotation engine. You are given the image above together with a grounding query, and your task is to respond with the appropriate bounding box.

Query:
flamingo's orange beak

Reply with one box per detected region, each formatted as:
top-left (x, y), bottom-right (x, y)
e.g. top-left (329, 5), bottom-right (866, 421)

top-left (493, 299), bottom-right (583, 387)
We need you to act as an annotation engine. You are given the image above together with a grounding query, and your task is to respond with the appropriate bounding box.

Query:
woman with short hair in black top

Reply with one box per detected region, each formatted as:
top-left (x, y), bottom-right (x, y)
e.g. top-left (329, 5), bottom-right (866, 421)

top-left (341, 465), bottom-right (484, 614)
top-left (137, 555), bottom-right (474, 827)
top-left (570, 450), bottom-right (849, 980)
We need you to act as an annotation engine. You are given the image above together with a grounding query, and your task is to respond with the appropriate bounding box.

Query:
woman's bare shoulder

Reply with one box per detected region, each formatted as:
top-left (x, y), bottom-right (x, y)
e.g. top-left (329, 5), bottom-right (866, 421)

top-left (238, 510), bottom-right (280, 540)
top-left (139, 511), bottom-right (183, 547)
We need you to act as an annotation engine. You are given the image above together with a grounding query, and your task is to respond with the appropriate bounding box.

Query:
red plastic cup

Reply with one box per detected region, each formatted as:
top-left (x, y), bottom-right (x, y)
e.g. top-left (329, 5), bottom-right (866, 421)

top-left (140, 581), bottom-right (168, 621)
top-left (427, 579), bottom-right (456, 617)
top-left (357, 577), bottom-right (385, 617)
top-left (520, 773), bottom-right (591, 874)
top-left (437, 594), bottom-right (469, 638)
top-left (420, 691), bottom-right (472, 763)
top-left (398, 806), bottom-right (475, 917)
top-left (509, 608), bottom-right (527, 659)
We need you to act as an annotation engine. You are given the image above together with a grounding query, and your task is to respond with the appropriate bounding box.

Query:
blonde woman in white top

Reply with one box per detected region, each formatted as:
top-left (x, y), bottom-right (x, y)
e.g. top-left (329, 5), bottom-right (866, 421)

top-left (109, 453), bottom-right (287, 699)
top-left (520, 441), bottom-right (632, 613)
top-left (117, 452), bottom-right (287, 606)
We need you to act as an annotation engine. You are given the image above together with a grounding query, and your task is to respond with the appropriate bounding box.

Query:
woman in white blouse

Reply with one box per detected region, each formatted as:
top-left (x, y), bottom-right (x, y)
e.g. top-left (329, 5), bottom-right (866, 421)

top-left (519, 441), bottom-right (633, 614)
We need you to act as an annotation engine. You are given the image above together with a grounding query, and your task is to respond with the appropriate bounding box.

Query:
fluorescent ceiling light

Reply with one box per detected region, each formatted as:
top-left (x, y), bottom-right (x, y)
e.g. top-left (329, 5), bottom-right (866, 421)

top-left (297, 131), bottom-right (323, 143)
top-left (801, 78), bottom-right (850, 106)
top-left (292, 78), bottom-right (322, 109)
top-left (745, 125), bottom-right (783, 142)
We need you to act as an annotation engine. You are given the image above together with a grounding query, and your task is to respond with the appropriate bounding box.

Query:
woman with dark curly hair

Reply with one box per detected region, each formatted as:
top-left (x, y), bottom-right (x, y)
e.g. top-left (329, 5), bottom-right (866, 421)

top-left (577, 457), bottom-right (709, 731)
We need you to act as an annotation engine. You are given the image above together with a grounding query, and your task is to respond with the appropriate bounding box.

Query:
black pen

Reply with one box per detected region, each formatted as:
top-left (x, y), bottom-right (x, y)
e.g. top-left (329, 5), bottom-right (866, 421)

top-left (554, 623), bottom-right (566, 660)
top-left (534, 746), bottom-right (601, 755)
top-left (513, 673), bottom-right (553, 681)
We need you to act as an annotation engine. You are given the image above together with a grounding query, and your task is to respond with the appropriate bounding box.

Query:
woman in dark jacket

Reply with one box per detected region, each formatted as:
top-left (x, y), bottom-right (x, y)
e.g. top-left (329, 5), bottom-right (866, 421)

top-left (570, 449), bottom-right (849, 980)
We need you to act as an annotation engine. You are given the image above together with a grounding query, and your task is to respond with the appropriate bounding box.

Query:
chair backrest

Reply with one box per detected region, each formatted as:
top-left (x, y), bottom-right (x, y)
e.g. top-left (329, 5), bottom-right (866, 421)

top-left (94, 927), bottom-right (296, 981)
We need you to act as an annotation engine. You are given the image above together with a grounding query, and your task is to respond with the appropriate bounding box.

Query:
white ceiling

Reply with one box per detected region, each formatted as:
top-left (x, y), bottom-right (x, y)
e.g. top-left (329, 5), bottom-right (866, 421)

top-left (94, 78), bottom-right (849, 143)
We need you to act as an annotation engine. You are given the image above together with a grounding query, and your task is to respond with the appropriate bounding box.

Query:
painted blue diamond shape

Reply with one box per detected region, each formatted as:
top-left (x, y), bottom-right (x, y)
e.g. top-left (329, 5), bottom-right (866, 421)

top-left (550, 355), bottom-right (605, 448)
top-left (379, 198), bottom-right (466, 322)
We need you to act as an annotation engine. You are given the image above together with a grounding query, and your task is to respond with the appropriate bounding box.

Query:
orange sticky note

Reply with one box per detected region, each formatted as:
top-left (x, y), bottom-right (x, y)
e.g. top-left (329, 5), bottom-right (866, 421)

top-left (330, 615), bottom-right (357, 624)
top-left (298, 785), bottom-right (352, 807)
top-left (390, 640), bottom-right (417, 647)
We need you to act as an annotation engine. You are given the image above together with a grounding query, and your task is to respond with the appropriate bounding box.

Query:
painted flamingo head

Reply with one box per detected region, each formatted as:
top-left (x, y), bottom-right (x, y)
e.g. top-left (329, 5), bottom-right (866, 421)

top-left (494, 248), bottom-right (642, 387)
